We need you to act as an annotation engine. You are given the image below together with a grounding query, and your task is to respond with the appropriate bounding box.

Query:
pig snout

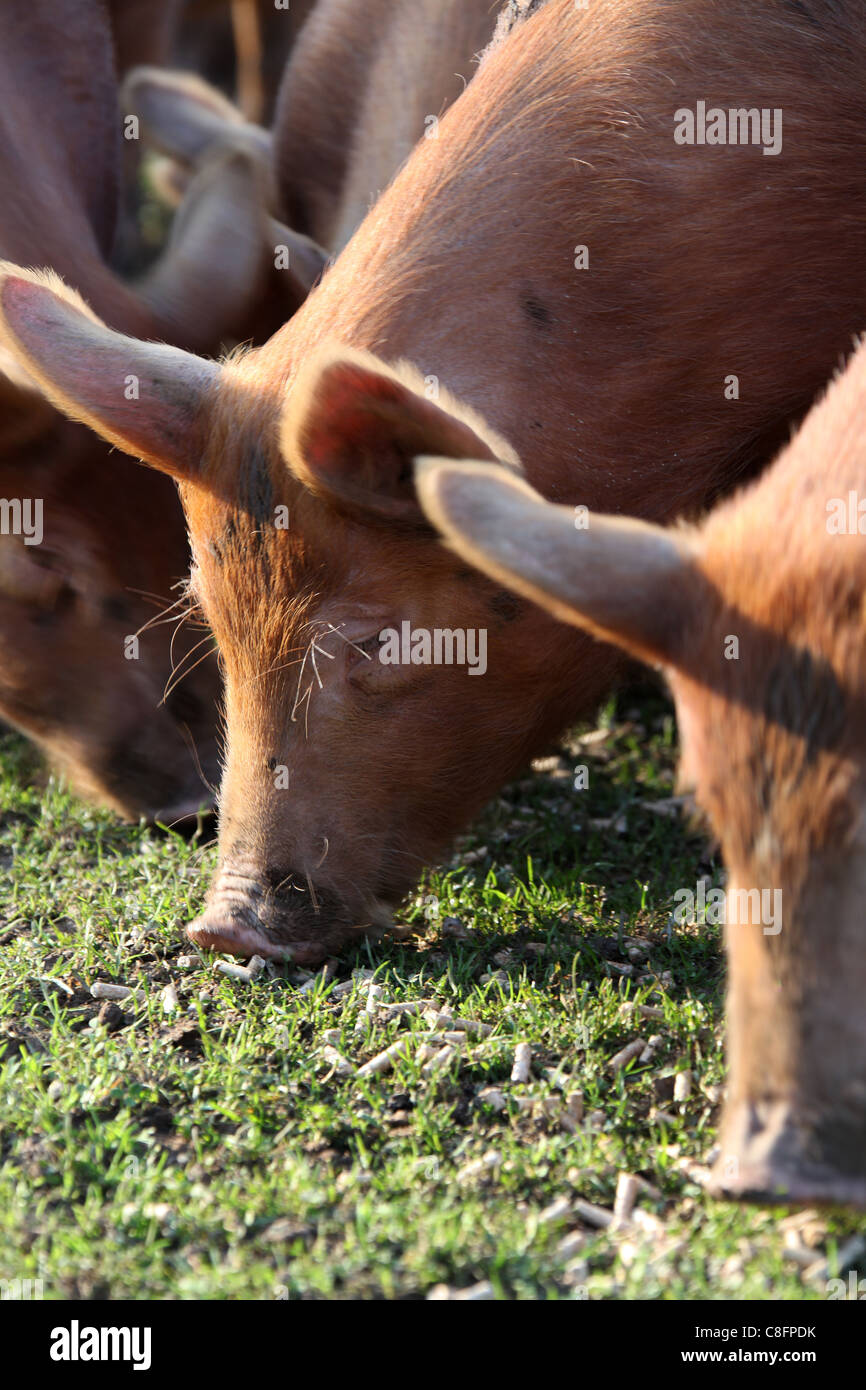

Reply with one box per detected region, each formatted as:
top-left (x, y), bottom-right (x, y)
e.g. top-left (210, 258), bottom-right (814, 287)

top-left (707, 877), bottom-right (866, 1210)
top-left (710, 1096), bottom-right (866, 1210)
top-left (186, 860), bottom-right (371, 964)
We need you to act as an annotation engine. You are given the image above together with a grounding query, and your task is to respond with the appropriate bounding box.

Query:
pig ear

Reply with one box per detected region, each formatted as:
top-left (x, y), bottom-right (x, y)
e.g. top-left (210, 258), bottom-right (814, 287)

top-left (415, 457), bottom-right (699, 667)
top-left (0, 264), bottom-right (217, 481)
top-left (139, 149), bottom-right (326, 315)
top-left (137, 144), bottom-right (320, 346)
top-left (281, 349), bottom-right (511, 524)
top-left (122, 66), bottom-right (273, 169)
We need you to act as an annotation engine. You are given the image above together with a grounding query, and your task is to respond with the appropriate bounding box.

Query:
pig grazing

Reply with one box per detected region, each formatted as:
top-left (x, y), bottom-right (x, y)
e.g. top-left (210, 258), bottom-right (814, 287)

top-left (1, 0), bottom-right (866, 955)
top-left (0, 2), bottom-right (290, 819)
top-left (414, 336), bottom-right (866, 1209)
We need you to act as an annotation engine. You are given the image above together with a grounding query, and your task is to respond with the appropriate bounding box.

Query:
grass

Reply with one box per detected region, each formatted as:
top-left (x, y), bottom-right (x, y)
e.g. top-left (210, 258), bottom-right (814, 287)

top-left (0, 678), bottom-right (863, 1301)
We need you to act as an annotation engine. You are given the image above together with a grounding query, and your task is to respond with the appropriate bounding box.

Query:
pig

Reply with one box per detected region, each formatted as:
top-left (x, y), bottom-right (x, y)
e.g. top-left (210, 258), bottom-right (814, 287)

top-left (413, 335), bottom-right (866, 1209)
top-left (1, 0), bottom-right (866, 949)
top-left (0, 3), bottom-right (297, 819)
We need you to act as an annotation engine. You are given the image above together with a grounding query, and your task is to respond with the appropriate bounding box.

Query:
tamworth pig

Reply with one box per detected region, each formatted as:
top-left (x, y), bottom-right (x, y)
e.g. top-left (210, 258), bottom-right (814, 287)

top-left (0, 4), bottom-right (292, 820)
top-left (1, 0), bottom-right (866, 949)
top-left (414, 337), bottom-right (866, 1209)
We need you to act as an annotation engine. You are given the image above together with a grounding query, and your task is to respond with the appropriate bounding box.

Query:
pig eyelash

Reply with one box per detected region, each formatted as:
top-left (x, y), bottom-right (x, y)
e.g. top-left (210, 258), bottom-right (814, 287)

top-left (290, 627), bottom-right (337, 734)
top-left (347, 636), bottom-right (380, 661)
top-left (322, 622), bottom-right (375, 660)
top-left (246, 638), bottom-right (315, 686)
top-left (247, 621), bottom-right (383, 736)
top-left (308, 632), bottom-right (335, 687)
top-left (290, 622), bottom-right (385, 728)
top-left (291, 669), bottom-right (315, 735)
top-left (249, 623), bottom-right (376, 689)
top-left (288, 621), bottom-right (367, 732)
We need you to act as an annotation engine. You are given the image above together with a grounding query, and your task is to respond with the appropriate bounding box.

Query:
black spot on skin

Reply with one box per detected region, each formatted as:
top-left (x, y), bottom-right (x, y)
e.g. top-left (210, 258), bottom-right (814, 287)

top-left (765, 646), bottom-right (847, 759)
top-left (237, 444), bottom-right (274, 525)
top-left (267, 756), bottom-right (278, 771)
top-left (523, 297), bottom-right (553, 330)
top-left (207, 517), bottom-right (236, 566)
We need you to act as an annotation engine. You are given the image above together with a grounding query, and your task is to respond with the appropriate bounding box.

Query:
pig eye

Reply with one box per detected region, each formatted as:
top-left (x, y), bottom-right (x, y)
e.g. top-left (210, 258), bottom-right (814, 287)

top-left (345, 628), bottom-right (427, 695)
top-left (345, 632), bottom-right (383, 675)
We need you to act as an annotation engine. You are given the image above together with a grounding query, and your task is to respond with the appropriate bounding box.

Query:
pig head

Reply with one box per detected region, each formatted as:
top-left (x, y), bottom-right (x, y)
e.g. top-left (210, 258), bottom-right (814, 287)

top-left (0, 383), bottom-right (219, 822)
top-left (0, 269), bottom-right (593, 957)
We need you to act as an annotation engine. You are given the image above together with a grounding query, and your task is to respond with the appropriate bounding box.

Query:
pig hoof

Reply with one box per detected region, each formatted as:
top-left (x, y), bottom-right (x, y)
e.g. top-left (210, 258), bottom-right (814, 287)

top-left (707, 1103), bottom-right (866, 1208)
top-left (708, 1161), bottom-right (866, 1210)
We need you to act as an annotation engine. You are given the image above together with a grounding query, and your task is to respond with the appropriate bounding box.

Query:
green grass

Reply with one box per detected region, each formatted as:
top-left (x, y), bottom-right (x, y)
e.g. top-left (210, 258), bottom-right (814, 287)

top-left (0, 681), bottom-right (862, 1301)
